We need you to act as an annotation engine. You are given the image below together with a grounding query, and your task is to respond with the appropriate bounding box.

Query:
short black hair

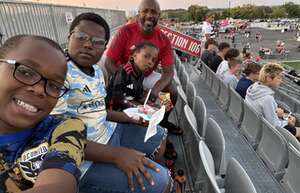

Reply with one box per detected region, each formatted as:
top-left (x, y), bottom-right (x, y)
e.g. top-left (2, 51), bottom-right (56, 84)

top-left (204, 39), bottom-right (218, 49)
top-left (132, 41), bottom-right (159, 54)
top-left (224, 48), bottom-right (240, 60)
top-left (218, 42), bottom-right (230, 51)
top-left (0, 35), bottom-right (64, 58)
top-left (69, 12), bottom-right (110, 43)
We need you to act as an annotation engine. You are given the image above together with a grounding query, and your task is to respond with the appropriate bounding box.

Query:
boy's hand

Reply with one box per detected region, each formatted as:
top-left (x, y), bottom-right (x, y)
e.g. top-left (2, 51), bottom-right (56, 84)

top-left (113, 147), bottom-right (159, 192)
top-left (288, 115), bottom-right (296, 127)
top-left (130, 117), bottom-right (149, 127)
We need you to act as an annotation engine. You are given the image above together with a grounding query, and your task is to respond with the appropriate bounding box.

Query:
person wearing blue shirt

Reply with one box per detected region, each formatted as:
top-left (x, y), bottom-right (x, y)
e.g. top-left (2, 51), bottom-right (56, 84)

top-left (0, 35), bottom-right (86, 193)
top-left (236, 62), bottom-right (261, 99)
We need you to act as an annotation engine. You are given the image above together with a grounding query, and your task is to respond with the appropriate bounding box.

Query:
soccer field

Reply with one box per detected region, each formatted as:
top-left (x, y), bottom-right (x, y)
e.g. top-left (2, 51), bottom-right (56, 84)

top-left (283, 61), bottom-right (300, 70)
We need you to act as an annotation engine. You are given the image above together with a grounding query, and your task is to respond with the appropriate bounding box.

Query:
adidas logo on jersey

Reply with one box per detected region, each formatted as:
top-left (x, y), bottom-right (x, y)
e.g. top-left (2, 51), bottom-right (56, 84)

top-left (83, 85), bottom-right (91, 94)
top-left (127, 84), bottom-right (134, 89)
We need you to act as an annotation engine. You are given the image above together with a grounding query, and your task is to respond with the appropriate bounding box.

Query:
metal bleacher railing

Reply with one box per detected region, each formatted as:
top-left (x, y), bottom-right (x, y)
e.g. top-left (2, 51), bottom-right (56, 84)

top-left (0, 0), bottom-right (126, 47)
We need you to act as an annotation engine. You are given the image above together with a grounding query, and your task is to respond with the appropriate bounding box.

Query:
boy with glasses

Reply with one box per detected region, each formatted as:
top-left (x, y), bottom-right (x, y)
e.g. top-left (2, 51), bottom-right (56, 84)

top-left (0, 35), bottom-right (86, 193)
top-left (51, 12), bottom-right (172, 193)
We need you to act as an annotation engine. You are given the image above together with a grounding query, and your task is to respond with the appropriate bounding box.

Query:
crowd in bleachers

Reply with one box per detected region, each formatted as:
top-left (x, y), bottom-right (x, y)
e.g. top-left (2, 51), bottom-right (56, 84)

top-left (199, 37), bottom-right (300, 139)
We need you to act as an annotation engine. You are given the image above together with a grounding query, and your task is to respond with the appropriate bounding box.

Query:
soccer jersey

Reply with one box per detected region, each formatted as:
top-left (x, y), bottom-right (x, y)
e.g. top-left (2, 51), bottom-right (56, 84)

top-left (106, 62), bottom-right (144, 108)
top-left (106, 21), bottom-right (174, 76)
top-left (51, 59), bottom-right (117, 144)
top-left (0, 116), bottom-right (86, 192)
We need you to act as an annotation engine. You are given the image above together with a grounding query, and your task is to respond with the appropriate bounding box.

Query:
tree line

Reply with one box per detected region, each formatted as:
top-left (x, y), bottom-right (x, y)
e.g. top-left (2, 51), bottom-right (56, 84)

top-left (161, 2), bottom-right (300, 22)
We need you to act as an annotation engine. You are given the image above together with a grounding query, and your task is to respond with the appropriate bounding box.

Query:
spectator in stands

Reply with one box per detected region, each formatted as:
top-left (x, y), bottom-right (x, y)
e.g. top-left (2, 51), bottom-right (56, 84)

top-left (245, 63), bottom-right (300, 137)
top-left (200, 38), bottom-right (218, 69)
top-left (104, 0), bottom-right (183, 135)
top-left (216, 48), bottom-right (240, 79)
top-left (211, 42), bottom-right (230, 72)
top-left (223, 59), bottom-right (241, 88)
top-left (0, 35), bottom-right (86, 193)
top-left (201, 12), bottom-right (215, 44)
top-left (51, 12), bottom-right (172, 193)
top-left (275, 40), bottom-right (286, 55)
top-left (236, 62), bottom-right (261, 99)
top-left (106, 41), bottom-right (159, 110)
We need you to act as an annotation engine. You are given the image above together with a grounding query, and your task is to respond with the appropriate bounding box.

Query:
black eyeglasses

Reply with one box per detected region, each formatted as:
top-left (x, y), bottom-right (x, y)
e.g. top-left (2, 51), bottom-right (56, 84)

top-left (0, 59), bottom-right (69, 98)
top-left (70, 30), bottom-right (107, 48)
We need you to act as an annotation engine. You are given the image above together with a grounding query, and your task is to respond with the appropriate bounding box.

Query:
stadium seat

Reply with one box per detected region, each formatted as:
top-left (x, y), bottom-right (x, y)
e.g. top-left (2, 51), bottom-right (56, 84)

top-left (281, 143), bottom-right (300, 193)
top-left (240, 102), bottom-right (262, 148)
top-left (182, 70), bottom-right (189, 93)
top-left (277, 128), bottom-right (300, 151)
top-left (280, 91), bottom-right (300, 113)
top-left (199, 141), bottom-right (222, 193)
top-left (276, 100), bottom-right (292, 112)
top-left (193, 96), bottom-right (207, 137)
top-left (173, 69), bottom-right (181, 86)
top-left (200, 60), bottom-right (208, 81)
top-left (205, 67), bottom-right (213, 90)
top-left (183, 105), bottom-right (199, 143)
top-left (182, 105), bottom-right (205, 192)
top-left (178, 63), bottom-right (184, 81)
top-left (211, 75), bottom-right (220, 98)
top-left (175, 85), bottom-right (187, 128)
top-left (224, 158), bottom-right (257, 193)
top-left (186, 82), bottom-right (196, 108)
top-left (204, 118), bottom-right (226, 175)
top-left (256, 118), bottom-right (288, 179)
top-left (218, 81), bottom-right (230, 111)
top-left (228, 87), bottom-right (244, 125)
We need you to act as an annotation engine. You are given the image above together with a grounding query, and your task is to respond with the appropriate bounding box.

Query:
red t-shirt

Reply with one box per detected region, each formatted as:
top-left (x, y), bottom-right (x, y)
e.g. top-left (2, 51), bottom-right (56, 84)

top-left (106, 21), bottom-right (174, 76)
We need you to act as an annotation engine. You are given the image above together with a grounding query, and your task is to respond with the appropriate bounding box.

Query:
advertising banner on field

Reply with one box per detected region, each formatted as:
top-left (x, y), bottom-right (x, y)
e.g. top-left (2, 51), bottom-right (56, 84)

top-left (159, 25), bottom-right (201, 57)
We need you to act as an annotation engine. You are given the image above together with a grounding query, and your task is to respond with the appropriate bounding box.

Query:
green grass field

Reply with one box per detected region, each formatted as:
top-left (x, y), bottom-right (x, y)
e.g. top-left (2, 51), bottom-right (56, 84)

top-left (283, 61), bottom-right (300, 70)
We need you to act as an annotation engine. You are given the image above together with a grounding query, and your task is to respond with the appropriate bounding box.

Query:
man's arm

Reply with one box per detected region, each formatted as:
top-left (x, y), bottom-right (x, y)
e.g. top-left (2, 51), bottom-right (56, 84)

top-left (151, 65), bottom-right (174, 100)
top-left (103, 56), bottom-right (120, 77)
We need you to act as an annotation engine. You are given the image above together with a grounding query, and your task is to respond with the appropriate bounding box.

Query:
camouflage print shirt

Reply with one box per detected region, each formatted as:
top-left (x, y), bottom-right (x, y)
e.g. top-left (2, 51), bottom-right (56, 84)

top-left (0, 116), bottom-right (86, 193)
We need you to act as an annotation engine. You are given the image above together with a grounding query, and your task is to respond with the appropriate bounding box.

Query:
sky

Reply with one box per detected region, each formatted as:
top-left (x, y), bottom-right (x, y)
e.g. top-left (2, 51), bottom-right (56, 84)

top-left (22, 0), bottom-right (300, 10)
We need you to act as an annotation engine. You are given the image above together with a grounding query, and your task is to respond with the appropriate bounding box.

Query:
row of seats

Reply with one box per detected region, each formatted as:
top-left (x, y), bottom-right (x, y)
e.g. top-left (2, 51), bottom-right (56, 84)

top-left (179, 59), bottom-right (300, 193)
top-left (172, 57), bottom-right (257, 193)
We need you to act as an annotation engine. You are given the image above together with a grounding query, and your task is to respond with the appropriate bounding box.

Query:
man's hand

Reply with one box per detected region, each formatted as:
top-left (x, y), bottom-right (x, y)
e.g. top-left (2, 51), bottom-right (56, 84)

top-left (149, 87), bottom-right (160, 103)
top-left (113, 147), bottom-right (159, 191)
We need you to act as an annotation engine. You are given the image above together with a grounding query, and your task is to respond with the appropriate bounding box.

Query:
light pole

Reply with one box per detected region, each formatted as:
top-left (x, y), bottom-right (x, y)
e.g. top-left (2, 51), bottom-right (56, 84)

top-left (228, 0), bottom-right (231, 18)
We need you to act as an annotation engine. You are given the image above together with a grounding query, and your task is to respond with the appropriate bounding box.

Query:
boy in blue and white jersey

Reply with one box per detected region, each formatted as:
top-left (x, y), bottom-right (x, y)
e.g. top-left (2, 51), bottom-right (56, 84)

top-left (52, 54), bottom-right (116, 144)
top-left (51, 12), bottom-right (172, 193)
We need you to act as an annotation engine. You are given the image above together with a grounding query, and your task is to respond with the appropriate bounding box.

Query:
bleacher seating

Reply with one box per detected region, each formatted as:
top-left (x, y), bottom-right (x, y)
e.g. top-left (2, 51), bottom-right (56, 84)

top-left (240, 101), bottom-right (263, 148)
top-left (281, 143), bottom-right (300, 193)
top-left (193, 96), bottom-right (208, 138)
top-left (173, 57), bottom-right (297, 193)
top-left (186, 82), bottom-right (197, 108)
top-left (224, 158), bottom-right (257, 193)
top-left (228, 87), bottom-right (244, 125)
top-left (256, 118), bottom-right (288, 179)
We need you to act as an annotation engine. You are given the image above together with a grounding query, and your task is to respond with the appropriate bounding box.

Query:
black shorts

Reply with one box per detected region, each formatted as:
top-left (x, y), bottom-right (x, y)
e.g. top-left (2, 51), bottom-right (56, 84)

top-left (284, 125), bottom-right (297, 136)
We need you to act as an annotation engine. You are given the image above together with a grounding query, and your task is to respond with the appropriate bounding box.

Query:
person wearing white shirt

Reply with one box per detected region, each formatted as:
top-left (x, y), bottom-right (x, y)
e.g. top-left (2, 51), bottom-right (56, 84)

top-left (216, 48), bottom-right (240, 79)
top-left (201, 12), bottom-right (215, 44)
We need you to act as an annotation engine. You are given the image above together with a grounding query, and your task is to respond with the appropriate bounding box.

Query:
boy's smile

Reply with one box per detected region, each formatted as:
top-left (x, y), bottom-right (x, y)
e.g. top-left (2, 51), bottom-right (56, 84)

top-left (0, 38), bottom-right (67, 133)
